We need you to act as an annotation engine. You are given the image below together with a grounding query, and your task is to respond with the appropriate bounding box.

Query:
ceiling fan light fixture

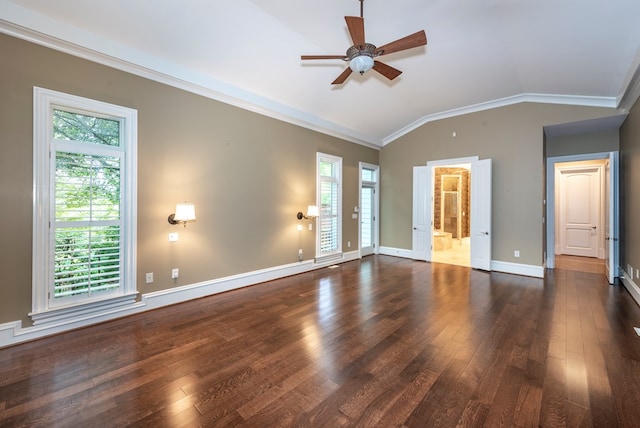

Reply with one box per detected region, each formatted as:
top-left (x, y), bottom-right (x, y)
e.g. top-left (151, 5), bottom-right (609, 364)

top-left (349, 55), bottom-right (374, 74)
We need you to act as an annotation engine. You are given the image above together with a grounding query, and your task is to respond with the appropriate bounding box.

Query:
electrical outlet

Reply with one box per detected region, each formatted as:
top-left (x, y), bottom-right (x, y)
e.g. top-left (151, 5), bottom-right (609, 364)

top-left (169, 232), bottom-right (179, 242)
top-left (171, 268), bottom-right (179, 279)
top-left (348, 241), bottom-right (351, 248)
top-left (514, 250), bottom-right (520, 258)
top-left (145, 272), bottom-right (153, 283)
top-left (298, 249), bottom-right (303, 262)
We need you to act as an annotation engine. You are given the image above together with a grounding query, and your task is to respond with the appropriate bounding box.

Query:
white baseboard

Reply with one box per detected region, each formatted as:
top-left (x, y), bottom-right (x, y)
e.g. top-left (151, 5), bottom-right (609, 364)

top-left (378, 246), bottom-right (545, 278)
top-left (379, 246), bottom-right (414, 259)
top-left (491, 260), bottom-right (545, 278)
top-left (621, 271), bottom-right (640, 307)
top-left (0, 252), bottom-right (362, 349)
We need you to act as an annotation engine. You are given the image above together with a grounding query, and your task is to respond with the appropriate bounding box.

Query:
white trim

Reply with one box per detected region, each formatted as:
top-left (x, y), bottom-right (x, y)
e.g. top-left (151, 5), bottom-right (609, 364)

top-left (0, 251), bottom-right (362, 349)
top-left (316, 152), bottom-right (343, 259)
top-left (426, 156), bottom-right (479, 167)
top-left (359, 162), bottom-right (379, 257)
top-left (490, 260), bottom-right (545, 278)
top-left (0, 14), bottom-right (379, 150)
top-left (380, 246), bottom-right (414, 259)
top-left (382, 93), bottom-right (617, 146)
top-left (32, 87), bottom-right (138, 317)
top-left (618, 46), bottom-right (640, 111)
top-left (0, 9), bottom-right (626, 150)
top-left (545, 152), bottom-right (613, 268)
top-left (621, 271), bottom-right (640, 307)
top-left (383, 246), bottom-right (544, 278)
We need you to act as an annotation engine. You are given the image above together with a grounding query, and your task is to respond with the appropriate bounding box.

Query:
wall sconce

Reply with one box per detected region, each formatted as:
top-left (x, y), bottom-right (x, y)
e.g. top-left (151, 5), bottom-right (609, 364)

top-left (168, 203), bottom-right (196, 227)
top-left (297, 205), bottom-right (319, 220)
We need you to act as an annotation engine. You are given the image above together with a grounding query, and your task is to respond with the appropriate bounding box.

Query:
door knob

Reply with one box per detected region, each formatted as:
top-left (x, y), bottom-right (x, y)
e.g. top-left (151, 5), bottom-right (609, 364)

top-left (592, 226), bottom-right (597, 229)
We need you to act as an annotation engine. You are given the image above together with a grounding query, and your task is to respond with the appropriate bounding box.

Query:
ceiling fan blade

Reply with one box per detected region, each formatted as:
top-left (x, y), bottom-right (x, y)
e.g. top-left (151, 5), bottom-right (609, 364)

top-left (345, 16), bottom-right (366, 48)
top-left (332, 67), bottom-right (353, 85)
top-left (301, 55), bottom-right (347, 60)
top-left (373, 61), bottom-right (403, 81)
top-left (375, 30), bottom-right (427, 56)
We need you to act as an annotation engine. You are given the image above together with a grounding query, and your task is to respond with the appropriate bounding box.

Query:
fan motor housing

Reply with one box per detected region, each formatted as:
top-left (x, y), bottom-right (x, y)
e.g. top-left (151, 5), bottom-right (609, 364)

top-left (346, 43), bottom-right (378, 60)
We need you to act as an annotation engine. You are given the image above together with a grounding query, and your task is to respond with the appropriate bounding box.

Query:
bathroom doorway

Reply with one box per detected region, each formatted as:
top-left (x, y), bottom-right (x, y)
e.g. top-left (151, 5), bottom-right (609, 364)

top-left (431, 165), bottom-right (471, 266)
top-left (413, 156), bottom-right (491, 270)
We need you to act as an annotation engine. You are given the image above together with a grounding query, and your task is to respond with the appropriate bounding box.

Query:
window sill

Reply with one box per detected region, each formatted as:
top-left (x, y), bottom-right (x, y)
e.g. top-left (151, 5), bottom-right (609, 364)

top-left (29, 293), bottom-right (139, 327)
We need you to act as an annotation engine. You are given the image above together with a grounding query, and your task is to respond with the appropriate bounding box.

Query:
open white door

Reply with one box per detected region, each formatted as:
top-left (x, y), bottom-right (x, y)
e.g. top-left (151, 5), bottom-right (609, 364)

top-left (605, 151), bottom-right (619, 284)
top-left (412, 166), bottom-right (431, 261)
top-left (470, 159), bottom-right (492, 270)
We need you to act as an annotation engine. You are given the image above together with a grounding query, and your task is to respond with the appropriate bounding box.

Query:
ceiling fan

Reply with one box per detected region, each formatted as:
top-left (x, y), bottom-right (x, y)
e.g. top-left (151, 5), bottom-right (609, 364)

top-left (301, 0), bottom-right (427, 85)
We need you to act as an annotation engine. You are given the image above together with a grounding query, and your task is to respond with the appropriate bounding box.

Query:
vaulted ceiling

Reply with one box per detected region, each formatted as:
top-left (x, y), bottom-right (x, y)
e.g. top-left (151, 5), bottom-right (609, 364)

top-left (2, 0), bottom-right (640, 148)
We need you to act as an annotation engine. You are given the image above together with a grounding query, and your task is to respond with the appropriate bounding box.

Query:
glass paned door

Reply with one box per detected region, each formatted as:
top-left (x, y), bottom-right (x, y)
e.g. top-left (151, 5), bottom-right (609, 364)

top-left (361, 185), bottom-right (375, 255)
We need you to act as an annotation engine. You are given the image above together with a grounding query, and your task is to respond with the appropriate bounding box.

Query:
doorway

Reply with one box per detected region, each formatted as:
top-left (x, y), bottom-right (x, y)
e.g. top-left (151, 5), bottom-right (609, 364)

top-left (359, 163), bottom-right (379, 257)
top-left (413, 156), bottom-right (492, 270)
top-left (431, 166), bottom-right (471, 267)
top-left (546, 151), bottom-right (619, 283)
top-left (556, 161), bottom-right (604, 258)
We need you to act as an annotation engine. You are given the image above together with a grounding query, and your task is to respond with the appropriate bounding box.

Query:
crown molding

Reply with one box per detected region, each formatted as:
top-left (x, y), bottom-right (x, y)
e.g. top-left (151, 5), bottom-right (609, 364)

top-left (382, 93), bottom-right (618, 146)
top-left (1, 0), bottom-right (634, 151)
top-left (618, 48), bottom-right (640, 112)
top-left (0, 12), bottom-right (381, 150)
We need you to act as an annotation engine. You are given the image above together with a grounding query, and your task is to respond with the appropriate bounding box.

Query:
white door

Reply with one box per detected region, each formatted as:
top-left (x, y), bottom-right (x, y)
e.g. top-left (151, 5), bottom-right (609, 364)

top-left (605, 152), bottom-right (619, 283)
top-left (360, 185), bottom-right (376, 256)
top-left (558, 166), bottom-right (601, 257)
top-left (412, 166), bottom-right (431, 261)
top-left (470, 159), bottom-right (492, 270)
top-left (359, 163), bottom-right (379, 257)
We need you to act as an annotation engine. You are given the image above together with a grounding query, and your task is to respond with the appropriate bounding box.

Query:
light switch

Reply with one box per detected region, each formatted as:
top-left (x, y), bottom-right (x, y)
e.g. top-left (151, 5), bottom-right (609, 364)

top-left (169, 232), bottom-right (179, 242)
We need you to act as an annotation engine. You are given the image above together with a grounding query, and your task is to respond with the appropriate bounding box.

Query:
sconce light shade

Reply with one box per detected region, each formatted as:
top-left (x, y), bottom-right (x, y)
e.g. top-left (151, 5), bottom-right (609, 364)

top-left (297, 205), bottom-right (319, 220)
top-left (174, 203), bottom-right (196, 222)
top-left (168, 203), bottom-right (196, 227)
top-left (306, 205), bottom-right (319, 217)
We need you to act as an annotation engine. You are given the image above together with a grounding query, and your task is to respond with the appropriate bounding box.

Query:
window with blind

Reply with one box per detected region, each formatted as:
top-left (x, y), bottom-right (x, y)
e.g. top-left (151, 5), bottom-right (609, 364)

top-left (32, 88), bottom-right (137, 321)
top-left (316, 153), bottom-right (342, 260)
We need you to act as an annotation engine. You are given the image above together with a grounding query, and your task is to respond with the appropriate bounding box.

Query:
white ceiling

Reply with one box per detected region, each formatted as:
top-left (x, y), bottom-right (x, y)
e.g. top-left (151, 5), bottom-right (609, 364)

top-left (2, 0), bottom-right (640, 148)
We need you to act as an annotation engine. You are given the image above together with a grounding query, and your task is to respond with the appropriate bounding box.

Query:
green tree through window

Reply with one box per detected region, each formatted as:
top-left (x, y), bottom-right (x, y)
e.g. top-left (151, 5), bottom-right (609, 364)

top-left (52, 110), bottom-right (122, 299)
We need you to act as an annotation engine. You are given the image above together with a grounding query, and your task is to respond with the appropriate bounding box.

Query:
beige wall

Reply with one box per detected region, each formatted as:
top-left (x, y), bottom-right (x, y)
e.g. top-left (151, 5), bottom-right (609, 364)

top-left (546, 129), bottom-right (619, 158)
top-left (379, 103), bottom-right (620, 266)
top-left (0, 33), bottom-right (378, 324)
top-left (620, 96), bottom-right (640, 277)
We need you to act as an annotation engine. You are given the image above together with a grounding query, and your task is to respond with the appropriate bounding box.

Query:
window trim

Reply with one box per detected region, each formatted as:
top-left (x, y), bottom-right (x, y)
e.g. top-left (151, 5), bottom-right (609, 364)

top-left (31, 87), bottom-right (138, 324)
top-left (315, 152), bottom-right (342, 262)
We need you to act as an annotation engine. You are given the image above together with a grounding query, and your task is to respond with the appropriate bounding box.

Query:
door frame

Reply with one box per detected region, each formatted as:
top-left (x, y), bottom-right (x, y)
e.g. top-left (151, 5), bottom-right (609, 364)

top-left (413, 156), bottom-right (485, 265)
top-left (359, 162), bottom-right (379, 257)
top-left (545, 151), bottom-right (618, 276)
top-left (556, 163), bottom-right (604, 258)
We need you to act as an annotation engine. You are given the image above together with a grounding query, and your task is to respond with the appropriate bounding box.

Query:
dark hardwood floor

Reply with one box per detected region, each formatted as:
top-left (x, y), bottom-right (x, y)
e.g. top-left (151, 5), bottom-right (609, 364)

top-left (2, 255), bottom-right (640, 427)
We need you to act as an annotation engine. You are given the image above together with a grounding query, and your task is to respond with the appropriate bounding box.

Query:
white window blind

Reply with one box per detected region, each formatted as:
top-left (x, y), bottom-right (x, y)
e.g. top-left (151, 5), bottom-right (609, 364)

top-left (317, 153), bottom-right (342, 259)
top-left (53, 150), bottom-right (122, 300)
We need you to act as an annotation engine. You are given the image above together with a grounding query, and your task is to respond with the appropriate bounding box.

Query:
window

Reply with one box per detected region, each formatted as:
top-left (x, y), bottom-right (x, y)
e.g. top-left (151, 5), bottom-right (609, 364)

top-left (316, 153), bottom-right (342, 261)
top-left (32, 88), bottom-right (137, 323)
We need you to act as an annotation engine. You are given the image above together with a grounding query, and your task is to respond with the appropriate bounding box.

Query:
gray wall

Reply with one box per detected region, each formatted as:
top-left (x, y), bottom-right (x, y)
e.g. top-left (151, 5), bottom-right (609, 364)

top-left (620, 96), bottom-right (640, 278)
top-left (546, 130), bottom-right (619, 157)
top-left (0, 33), bottom-right (378, 325)
top-left (379, 103), bottom-right (620, 266)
